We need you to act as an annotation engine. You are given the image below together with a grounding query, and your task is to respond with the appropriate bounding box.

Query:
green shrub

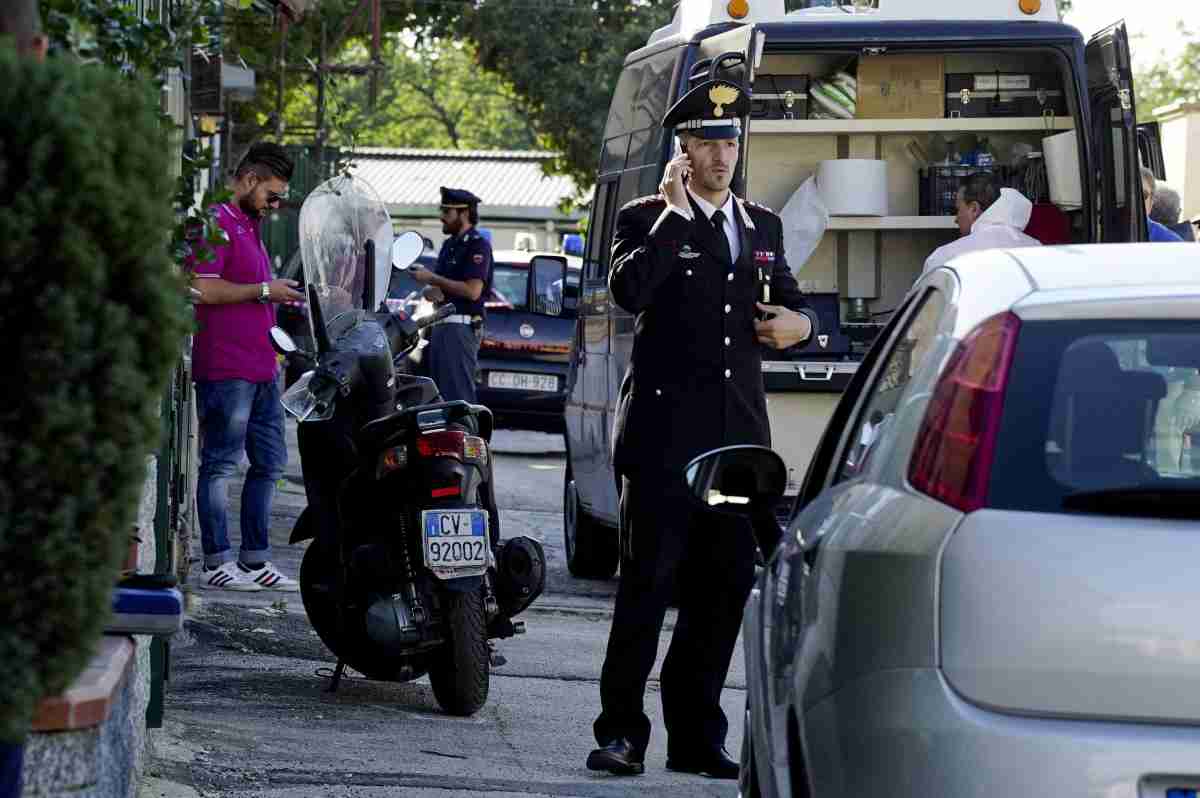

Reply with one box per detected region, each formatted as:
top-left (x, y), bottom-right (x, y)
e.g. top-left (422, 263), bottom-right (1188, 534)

top-left (0, 49), bottom-right (189, 744)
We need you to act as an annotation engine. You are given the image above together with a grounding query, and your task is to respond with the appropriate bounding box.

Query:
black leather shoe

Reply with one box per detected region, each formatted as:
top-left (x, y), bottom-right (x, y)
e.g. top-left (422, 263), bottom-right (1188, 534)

top-left (586, 738), bottom-right (645, 776)
top-left (665, 746), bottom-right (739, 779)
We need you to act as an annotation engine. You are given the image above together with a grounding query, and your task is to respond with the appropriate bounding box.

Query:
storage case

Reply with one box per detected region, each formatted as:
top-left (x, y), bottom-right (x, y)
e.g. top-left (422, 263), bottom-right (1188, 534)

top-left (751, 74), bottom-right (810, 119)
top-left (919, 164), bottom-right (1013, 216)
top-left (945, 72), bottom-right (1067, 118)
top-left (762, 360), bottom-right (857, 393)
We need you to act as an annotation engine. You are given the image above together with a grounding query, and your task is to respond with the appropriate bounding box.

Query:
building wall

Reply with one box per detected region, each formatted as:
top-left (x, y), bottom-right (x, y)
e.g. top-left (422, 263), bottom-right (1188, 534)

top-left (1158, 103), bottom-right (1200, 222)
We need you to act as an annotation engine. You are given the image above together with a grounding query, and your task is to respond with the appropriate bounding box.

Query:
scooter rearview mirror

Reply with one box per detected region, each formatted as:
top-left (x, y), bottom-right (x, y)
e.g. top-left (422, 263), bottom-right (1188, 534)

top-left (269, 326), bottom-right (298, 356)
top-left (391, 231), bottom-right (424, 271)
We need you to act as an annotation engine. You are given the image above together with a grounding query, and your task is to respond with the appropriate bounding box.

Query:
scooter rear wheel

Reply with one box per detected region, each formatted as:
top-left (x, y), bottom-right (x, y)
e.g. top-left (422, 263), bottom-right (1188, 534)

top-left (428, 589), bottom-right (490, 716)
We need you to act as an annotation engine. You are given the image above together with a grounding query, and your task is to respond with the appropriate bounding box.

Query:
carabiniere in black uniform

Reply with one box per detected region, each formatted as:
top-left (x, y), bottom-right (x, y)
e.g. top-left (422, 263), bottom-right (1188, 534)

top-left (589, 66), bottom-right (817, 777)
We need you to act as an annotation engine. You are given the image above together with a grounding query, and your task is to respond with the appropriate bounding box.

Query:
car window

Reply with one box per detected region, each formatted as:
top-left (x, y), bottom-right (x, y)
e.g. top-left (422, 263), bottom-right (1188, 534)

top-left (487, 265), bottom-right (529, 310)
top-left (989, 321), bottom-right (1200, 514)
top-left (836, 289), bottom-right (947, 483)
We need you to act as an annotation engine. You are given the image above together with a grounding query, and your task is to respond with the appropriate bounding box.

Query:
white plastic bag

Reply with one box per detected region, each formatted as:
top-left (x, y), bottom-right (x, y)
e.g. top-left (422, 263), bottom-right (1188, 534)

top-left (779, 176), bottom-right (829, 271)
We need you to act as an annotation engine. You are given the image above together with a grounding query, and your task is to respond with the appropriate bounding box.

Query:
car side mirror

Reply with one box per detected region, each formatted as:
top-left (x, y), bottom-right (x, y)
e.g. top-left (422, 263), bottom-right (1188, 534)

top-left (529, 255), bottom-right (568, 317)
top-left (684, 444), bottom-right (787, 557)
top-left (390, 231), bottom-right (424, 272)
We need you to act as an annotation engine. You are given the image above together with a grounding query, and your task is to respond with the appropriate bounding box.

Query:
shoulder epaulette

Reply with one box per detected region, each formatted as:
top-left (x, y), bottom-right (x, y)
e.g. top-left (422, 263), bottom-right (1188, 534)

top-left (622, 194), bottom-right (666, 211)
top-left (743, 199), bottom-right (777, 214)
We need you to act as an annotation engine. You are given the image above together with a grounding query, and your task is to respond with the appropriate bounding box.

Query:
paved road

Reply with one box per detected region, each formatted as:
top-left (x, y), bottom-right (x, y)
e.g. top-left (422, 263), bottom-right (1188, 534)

top-left (141, 426), bottom-right (745, 798)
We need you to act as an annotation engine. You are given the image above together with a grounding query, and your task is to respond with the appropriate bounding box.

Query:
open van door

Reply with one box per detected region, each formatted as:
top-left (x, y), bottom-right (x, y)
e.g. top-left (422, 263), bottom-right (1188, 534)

top-left (695, 25), bottom-right (764, 192)
top-left (1087, 21), bottom-right (1147, 242)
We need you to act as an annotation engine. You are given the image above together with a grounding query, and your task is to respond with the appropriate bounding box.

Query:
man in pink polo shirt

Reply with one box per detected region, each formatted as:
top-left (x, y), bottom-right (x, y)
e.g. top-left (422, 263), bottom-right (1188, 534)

top-left (190, 142), bottom-right (304, 592)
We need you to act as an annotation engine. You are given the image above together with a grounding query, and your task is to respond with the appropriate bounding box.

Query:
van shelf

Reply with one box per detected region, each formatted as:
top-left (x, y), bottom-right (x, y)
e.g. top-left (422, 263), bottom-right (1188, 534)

top-left (749, 117), bottom-right (1075, 135)
top-left (827, 216), bottom-right (957, 231)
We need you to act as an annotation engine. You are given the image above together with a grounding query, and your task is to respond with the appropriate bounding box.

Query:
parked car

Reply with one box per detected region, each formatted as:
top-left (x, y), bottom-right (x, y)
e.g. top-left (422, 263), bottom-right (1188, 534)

top-left (685, 243), bottom-right (1200, 797)
top-left (476, 250), bottom-right (581, 433)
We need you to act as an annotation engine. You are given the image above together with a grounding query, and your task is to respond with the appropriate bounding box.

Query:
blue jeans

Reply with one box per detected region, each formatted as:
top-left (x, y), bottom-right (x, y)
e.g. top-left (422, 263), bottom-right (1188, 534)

top-left (196, 379), bottom-right (286, 569)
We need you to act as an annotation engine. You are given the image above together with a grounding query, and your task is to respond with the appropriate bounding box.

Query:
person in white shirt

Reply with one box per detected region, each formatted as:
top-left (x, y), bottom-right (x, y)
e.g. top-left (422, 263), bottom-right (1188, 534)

top-left (923, 174), bottom-right (1041, 275)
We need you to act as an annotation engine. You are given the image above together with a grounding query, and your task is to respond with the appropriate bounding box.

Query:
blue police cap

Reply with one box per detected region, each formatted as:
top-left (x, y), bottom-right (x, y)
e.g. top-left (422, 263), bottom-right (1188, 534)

top-left (440, 187), bottom-right (482, 208)
top-left (662, 78), bottom-right (750, 140)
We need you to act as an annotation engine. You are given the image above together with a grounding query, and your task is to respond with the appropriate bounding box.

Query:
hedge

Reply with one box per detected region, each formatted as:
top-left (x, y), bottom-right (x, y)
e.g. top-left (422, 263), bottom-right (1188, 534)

top-left (0, 48), bottom-right (189, 744)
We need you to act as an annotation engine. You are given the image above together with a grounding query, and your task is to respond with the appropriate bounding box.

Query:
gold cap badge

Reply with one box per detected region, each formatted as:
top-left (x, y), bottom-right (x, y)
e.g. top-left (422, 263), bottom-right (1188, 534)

top-left (708, 84), bottom-right (739, 118)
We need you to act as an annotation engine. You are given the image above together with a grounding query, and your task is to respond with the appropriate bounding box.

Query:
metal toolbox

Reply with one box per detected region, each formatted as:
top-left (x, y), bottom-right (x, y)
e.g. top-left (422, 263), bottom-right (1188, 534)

top-left (762, 359), bottom-right (858, 393)
top-left (945, 72), bottom-right (1067, 118)
top-left (751, 74), bottom-right (810, 119)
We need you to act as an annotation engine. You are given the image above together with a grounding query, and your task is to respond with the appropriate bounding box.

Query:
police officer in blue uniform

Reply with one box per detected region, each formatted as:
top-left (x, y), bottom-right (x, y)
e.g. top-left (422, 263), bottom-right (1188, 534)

top-left (586, 68), bottom-right (818, 779)
top-left (409, 187), bottom-right (494, 403)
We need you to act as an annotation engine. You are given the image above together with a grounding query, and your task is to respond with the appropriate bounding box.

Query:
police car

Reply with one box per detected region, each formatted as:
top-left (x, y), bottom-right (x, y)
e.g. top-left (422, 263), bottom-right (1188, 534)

top-left (476, 249), bottom-right (581, 433)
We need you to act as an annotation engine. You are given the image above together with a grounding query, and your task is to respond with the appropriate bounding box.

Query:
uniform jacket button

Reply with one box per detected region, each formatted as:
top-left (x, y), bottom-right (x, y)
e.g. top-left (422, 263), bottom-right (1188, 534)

top-left (655, 389), bottom-right (662, 396)
top-left (727, 273), bottom-right (734, 282)
top-left (686, 269), bottom-right (693, 276)
top-left (724, 304), bottom-right (731, 313)
top-left (724, 369), bottom-right (732, 379)
top-left (724, 336), bottom-right (731, 346)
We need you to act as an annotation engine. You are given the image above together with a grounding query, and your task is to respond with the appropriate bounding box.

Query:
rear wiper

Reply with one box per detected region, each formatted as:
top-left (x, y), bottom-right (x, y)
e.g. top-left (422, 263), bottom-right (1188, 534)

top-left (1062, 485), bottom-right (1200, 519)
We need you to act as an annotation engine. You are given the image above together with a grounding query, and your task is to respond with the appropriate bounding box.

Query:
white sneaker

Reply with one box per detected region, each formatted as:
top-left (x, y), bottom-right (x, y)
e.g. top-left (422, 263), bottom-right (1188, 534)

top-left (201, 561), bottom-right (264, 592)
top-left (239, 561), bottom-right (300, 592)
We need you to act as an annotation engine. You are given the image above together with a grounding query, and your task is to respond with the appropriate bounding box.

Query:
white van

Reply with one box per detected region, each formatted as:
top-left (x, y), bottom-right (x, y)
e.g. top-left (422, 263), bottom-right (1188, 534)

top-left (562, 0), bottom-right (1151, 578)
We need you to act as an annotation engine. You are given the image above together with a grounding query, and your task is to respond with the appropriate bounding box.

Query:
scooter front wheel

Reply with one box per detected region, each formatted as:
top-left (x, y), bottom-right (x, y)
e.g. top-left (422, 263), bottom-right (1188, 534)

top-left (428, 589), bottom-right (490, 716)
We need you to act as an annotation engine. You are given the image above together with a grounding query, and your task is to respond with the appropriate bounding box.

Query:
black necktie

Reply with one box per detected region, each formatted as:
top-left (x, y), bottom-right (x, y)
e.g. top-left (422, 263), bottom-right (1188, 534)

top-left (710, 209), bottom-right (733, 266)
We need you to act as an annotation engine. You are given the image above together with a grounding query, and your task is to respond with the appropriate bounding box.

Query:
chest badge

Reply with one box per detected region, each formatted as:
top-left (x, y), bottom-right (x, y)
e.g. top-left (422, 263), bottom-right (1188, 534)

top-left (679, 244), bottom-right (701, 260)
top-left (818, 334), bottom-right (829, 349)
top-left (519, 323), bottom-right (535, 339)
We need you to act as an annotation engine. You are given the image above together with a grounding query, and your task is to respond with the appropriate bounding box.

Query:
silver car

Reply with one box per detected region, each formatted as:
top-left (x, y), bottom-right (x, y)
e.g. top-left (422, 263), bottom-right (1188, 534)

top-left (687, 243), bottom-right (1200, 798)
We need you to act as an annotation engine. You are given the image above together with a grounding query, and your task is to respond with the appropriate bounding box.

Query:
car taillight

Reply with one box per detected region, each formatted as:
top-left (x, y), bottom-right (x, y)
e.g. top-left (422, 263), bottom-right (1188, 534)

top-left (415, 430), bottom-right (488, 463)
top-left (908, 311), bottom-right (1020, 513)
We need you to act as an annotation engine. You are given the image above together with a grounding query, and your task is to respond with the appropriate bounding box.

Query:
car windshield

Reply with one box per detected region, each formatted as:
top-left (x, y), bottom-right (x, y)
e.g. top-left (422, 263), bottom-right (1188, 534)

top-left (487, 265), bottom-right (529, 311)
top-left (989, 320), bottom-right (1200, 517)
top-left (388, 262), bottom-right (427, 300)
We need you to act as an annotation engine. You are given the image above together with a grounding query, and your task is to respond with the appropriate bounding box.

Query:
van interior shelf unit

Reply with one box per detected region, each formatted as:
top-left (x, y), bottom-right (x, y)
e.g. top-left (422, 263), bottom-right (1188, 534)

top-left (749, 117), bottom-right (1076, 135)
top-left (826, 216), bottom-right (957, 231)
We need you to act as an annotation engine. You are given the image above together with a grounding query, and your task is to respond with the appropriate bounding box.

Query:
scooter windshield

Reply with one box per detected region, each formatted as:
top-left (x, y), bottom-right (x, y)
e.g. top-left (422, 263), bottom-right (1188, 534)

top-left (298, 174), bottom-right (393, 341)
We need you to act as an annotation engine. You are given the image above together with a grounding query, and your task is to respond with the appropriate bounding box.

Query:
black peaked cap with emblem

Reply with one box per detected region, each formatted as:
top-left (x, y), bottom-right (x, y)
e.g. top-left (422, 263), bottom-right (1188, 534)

top-left (440, 186), bottom-right (481, 208)
top-left (662, 78), bottom-right (751, 140)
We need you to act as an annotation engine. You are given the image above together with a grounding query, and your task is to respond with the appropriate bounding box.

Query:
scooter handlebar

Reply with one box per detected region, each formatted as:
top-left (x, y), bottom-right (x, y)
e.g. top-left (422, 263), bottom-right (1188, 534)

top-left (417, 303), bottom-right (457, 330)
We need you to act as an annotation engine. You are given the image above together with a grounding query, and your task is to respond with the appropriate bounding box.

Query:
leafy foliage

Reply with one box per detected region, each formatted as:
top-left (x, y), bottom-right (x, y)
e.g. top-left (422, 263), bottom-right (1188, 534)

top-left (42, 0), bottom-right (235, 272)
top-left (455, 0), bottom-right (673, 192)
top-left (283, 37), bottom-right (538, 152)
top-left (223, 0), bottom-right (672, 197)
top-left (1135, 25), bottom-right (1200, 117)
top-left (0, 48), bottom-right (189, 743)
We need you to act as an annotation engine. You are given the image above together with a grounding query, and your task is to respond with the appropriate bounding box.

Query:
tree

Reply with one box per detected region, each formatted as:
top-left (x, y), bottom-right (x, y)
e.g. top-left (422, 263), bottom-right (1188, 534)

top-left (1135, 25), bottom-right (1200, 117)
top-left (224, 0), bottom-right (673, 196)
top-left (281, 37), bottom-right (539, 152)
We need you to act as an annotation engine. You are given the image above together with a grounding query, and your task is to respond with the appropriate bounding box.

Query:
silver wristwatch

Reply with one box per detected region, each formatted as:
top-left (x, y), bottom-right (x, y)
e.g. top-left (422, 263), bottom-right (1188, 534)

top-left (258, 282), bottom-right (270, 303)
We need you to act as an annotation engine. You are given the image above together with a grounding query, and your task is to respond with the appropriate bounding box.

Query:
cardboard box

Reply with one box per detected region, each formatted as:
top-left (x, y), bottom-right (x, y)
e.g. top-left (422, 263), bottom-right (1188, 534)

top-left (857, 55), bottom-right (945, 119)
